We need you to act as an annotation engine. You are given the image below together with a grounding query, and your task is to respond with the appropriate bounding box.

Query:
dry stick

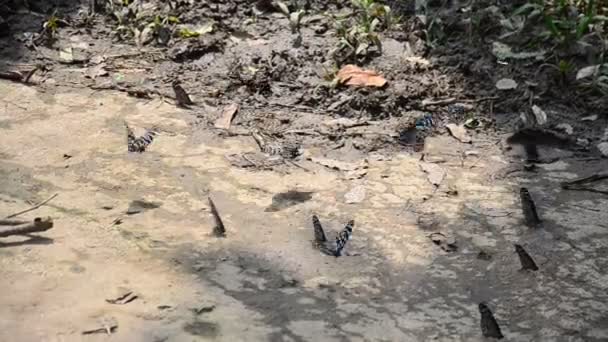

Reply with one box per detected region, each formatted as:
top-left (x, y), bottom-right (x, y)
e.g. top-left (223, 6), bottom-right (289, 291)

top-left (5, 193), bottom-right (59, 219)
top-left (0, 217), bottom-right (53, 237)
top-left (561, 173), bottom-right (608, 195)
top-left (0, 219), bottom-right (29, 226)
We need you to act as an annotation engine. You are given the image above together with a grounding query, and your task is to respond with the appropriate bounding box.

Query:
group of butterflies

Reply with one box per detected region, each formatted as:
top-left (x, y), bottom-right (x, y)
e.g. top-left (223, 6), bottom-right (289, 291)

top-left (477, 186), bottom-right (544, 339)
top-left (123, 80), bottom-right (192, 153)
top-left (125, 83), bottom-right (547, 338)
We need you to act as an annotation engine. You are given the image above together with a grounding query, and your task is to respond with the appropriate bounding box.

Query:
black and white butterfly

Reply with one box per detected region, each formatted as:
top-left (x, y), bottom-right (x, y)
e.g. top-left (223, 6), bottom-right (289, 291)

top-left (311, 215), bottom-right (354, 257)
top-left (335, 220), bottom-right (354, 256)
top-left (125, 122), bottom-right (157, 153)
top-left (252, 130), bottom-right (301, 160)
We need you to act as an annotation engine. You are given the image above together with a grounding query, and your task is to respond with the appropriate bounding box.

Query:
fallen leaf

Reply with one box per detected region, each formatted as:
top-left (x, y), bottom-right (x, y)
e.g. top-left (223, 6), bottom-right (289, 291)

top-left (336, 64), bottom-right (387, 88)
top-left (495, 78), bottom-right (517, 90)
top-left (446, 123), bottom-right (472, 143)
top-left (598, 142), bottom-right (608, 157)
top-left (555, 123), bottom-right (573, 135)
top-left (403, 56), bottom-right (430, 66)
top-left (214, 103), bottom-right (239, 130)
top-left (322, 118), bottom-right (364, 129)
top-left (491, 42), bottom-right (545, 60)
top-left (59, 47), bottom-right (74, 64)
top-left (419, 161), bottom-right (446, 187)
top-left (85, 63), bottom-right (108, 79)
top-left (344, 184), bottom-right (366, 204)
top-left (576, 65), bottom-right (601, 80)
top-left (531, 105), bottom-right (547, 125)
top-left (581, 114), bottom-right (598, 122)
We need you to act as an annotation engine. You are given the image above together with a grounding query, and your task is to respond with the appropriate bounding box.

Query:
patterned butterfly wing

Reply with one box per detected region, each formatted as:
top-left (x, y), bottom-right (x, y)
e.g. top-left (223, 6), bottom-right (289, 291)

top-left (334, 220), bottom-right (354, 257)
top-left (125, 122), bottom-right (137, 152)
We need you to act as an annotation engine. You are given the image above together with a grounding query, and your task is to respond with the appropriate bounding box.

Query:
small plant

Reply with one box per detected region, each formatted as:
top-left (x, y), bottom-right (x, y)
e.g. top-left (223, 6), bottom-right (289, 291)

top-left (331, 0), bottom-right (393, 64)
top-left (515, 0), bottom-right (608, 47)
top-left (37, 10), bottom-right (67, 46)
top-left (276, 1), bottom-right (305, 33)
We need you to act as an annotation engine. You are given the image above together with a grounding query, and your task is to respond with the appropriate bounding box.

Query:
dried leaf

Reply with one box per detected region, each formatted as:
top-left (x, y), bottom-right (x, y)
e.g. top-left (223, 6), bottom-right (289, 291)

top-left (59, 47), bottom-right (74, 64)
top-left (531, 105), bottom-right (547, 125)
top-left (446, 123), bottom-right (472, 143)
top-left (336, 64), bottom-right (387, 88)
top-left (419, 161), bottom-right (446, 187)
top-left (598, 142), bottom-right (608, 157)
top-left (276, 1), bottom-right (290, 16)
top-left (492, 42), bottom-right (544, 60)
top-left (214, 103), bottom-right (239, 130)
top-left (576, 65), bottom-right (601, 80)
top-left (85, 63), bottom-right (108, 79)
top-left (555, 123), bottom-right (573, 135)
top-left (581, 114), bottom-right (598, 122)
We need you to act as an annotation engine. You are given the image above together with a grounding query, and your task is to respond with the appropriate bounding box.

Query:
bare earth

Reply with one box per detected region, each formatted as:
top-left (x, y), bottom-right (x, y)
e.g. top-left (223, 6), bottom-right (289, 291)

top-left (1, 81), bottom-right (608, 341)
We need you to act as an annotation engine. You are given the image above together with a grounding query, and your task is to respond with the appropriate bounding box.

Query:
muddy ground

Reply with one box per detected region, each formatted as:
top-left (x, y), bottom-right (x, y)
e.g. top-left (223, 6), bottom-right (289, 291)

top-left (1, 0), bottom-right (608, 341)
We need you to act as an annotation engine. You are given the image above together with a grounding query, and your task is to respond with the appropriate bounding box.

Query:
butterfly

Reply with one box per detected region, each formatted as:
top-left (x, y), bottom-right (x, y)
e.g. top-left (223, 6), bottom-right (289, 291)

top-left (125, 122), bottom-right (157, 153)
top-left (514, 244), bottom-right (538, 271)
top-left (311, 216), bottom-right (354, 257)
top-left (334, 220), bottom-right (354, 257)
top-left (519, 188), bottom-right (541, 227)
top-left (479, 303), bottom-right (504, 339)
top-left (414, 114), bottom-right (434, 131)
top-left (172, 80), bottom-right (193, 108)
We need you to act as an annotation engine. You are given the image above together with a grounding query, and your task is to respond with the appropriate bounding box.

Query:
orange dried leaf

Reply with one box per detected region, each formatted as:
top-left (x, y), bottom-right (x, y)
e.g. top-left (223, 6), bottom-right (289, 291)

top-left (336, 64), bottom-right (387, 88)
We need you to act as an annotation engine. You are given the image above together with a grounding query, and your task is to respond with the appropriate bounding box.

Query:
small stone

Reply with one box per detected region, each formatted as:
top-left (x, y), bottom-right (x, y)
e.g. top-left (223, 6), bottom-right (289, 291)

top-left (577, 138), bottom-right (590, 147)
top-left (344, 185), bottom-right (366, 204)
top-left (495, 78), bottom-right (518, 90)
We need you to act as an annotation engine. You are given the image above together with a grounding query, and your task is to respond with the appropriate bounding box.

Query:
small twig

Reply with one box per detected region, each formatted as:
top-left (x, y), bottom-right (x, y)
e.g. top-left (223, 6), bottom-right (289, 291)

top-left (5, 193), bottom-right (59, 219)
top-left (561, 173), bottom-right (608, 195)
top-left (464, 204), bottom-right (513, 218)
top-left (287, 160), bottom-right (313, 173)
top-left (422, 97), bottom-right (456, 107)
top-left (0, 70), bottom-right (24, 82)
top-left (0, 217), bottom-right (53, 237)
top-left (0, 219), bottom-right (29, 226)
top-left (23, 67), bottom-right (39, 84)
top-left (461, 96), bottom-right (500, 103)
